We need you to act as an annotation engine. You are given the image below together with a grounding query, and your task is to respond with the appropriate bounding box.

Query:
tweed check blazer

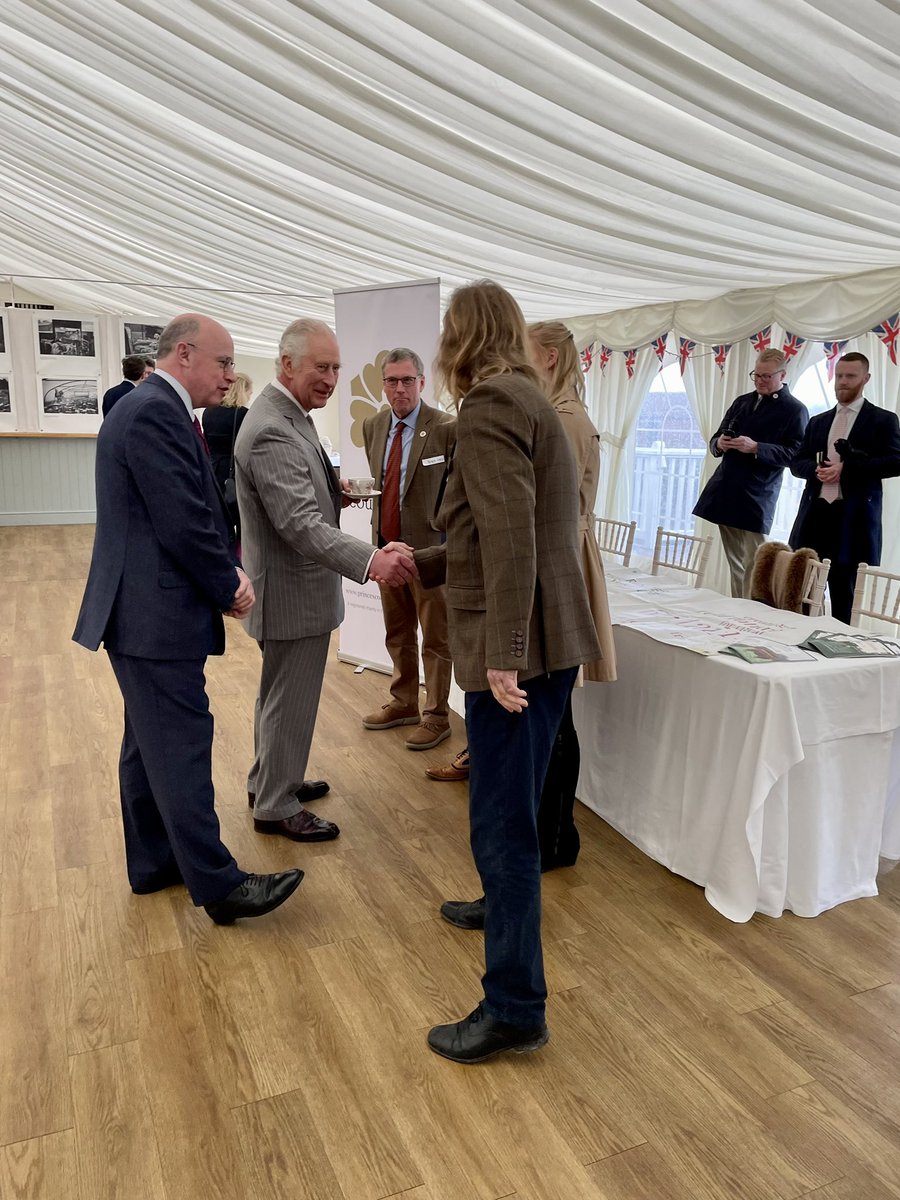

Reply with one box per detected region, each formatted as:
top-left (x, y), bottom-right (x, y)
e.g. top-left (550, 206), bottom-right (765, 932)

top-left (417, 373), bottom-right (600, 691)
top-left (362, 400), bottom-right (456, 548)
top-left (234, 383), bottom-right (373, 640)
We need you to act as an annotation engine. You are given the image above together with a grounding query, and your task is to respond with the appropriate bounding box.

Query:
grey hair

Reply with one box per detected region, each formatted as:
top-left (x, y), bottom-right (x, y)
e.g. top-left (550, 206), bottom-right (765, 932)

top-left (157, 316), bottom-right (200, 360)
top-left (277, 318), bottom-right (334, 368)
top-left (383, 347), bottom-right (424, 376)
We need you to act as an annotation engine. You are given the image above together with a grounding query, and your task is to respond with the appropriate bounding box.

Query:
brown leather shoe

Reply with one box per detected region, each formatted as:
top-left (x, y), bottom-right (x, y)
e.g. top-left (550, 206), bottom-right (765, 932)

top-left (253, 809), bottom-right (340, 842)
top-left (425, 748), bottom-right (470, 781)
top-left (248, 780), bottom-right (330, 809)
top-left (362, 703), bottom-right (420, 730)
top-left (406, 720), bottom-right (451, 751)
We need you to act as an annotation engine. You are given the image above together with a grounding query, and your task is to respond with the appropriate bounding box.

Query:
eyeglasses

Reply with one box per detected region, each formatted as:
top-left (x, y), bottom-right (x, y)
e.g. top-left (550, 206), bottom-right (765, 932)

top-left (750, 370), bottom-right (784, 381)
top-left (186, 343), bottom-right (236, 371)
top-left (383, 375), bottom-right (421, 389)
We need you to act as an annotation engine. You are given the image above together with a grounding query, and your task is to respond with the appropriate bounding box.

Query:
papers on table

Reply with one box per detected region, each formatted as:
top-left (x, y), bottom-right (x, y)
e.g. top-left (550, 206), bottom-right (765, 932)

top-left (801, 630), bottom-right (900, 658)
top-left (721, 639), bottom-right (817, 664)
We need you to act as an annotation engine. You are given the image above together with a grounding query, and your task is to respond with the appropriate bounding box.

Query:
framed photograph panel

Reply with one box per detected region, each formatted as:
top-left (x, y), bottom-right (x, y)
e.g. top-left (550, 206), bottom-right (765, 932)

top-left (123, 321), bottom-right (163, 357)
top-left (35, 314), bottom-right (99, 361)
top-left (0, 373), bottom-right (17, 432)
top-left (38, 376), bottom-right (101, 433)
top-left (0, 313), bottom-right (7, 357)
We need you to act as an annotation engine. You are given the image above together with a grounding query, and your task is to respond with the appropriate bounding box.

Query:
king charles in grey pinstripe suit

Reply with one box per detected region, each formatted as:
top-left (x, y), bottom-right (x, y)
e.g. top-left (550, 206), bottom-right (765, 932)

top-left (235, 319), bottom-right (417, 842)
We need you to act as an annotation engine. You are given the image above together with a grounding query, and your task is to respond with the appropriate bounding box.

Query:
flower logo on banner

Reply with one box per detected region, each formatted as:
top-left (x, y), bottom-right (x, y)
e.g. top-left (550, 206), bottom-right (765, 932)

top-left (873, 312), bottom-right (900, 365)
top-left (598, 345), bottom-right (611, 373)
top-left (349, 350), bottom-right (389, 447)
top-left (678, 337), bottom-right (696, 376)
top-left (823, 340), bottom-right (848, 381)
top-left (750, 326), bottom-right (772, 353)
top-left (580, 342), bottom-right (594, 374)
top-left (782, 332), bottom-right (807, 361)
top-left (713, 344), bottom-right (731, 375)
top-left (624, 348), bottom-right (637, 379)
top-left (652, 335), bottom-right (668, 369)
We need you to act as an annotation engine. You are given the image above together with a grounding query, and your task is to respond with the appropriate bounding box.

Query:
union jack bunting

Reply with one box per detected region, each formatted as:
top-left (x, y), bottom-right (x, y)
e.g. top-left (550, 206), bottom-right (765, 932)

top-left (830, 343), bottom-right (849, 379)
top-left (598, 345), bottom-right (611, 373)
top-left (750, 326), bottom-right (772, 353)
top-left (652, 334), bottom-right (667, 368)
top-left (873, 312), bottom-right (900, 365)
top-left (713, 344), bottom-right (731, 375)
top-left (823, 340), bottom-right (847, 381)
top-left (782, 331), bottom-right (807, 361)
top-left (624, 348), bottom-right (637, 379)
top-left (678, 337), bottom-right (696, 376)
top-left (580, 342), bottom-right (594, 374)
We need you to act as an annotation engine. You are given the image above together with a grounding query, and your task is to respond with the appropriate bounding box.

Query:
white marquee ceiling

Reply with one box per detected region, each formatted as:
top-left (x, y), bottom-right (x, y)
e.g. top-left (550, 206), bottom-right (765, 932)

top-left (1, 0), bottom-right (899, 353)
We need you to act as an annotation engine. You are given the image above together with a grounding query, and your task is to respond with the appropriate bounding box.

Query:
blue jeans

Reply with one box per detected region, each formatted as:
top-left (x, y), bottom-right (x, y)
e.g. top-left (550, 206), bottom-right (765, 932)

top-left (465, 666), bottom-right (578, 1028)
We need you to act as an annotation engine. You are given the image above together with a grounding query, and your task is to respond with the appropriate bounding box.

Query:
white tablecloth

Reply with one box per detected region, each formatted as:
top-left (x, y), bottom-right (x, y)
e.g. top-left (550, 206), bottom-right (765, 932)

top-left (573, 566), bottom-right (900, 922)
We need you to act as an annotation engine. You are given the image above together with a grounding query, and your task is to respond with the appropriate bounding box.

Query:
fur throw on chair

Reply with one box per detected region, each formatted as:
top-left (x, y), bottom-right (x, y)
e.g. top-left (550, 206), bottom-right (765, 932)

top-left (749, 541), bottom-right (819, 613)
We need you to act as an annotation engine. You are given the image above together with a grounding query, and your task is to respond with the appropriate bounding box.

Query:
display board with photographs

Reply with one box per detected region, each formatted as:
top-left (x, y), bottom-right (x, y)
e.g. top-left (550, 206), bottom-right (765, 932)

top-left (36, 316), bottom-right (97, 359)
top-left (38, 376), bottom-right (101, 433)
top-left (123, 321), bottom-right (163, 358)
top-left (0, 313), bottom-right (13, 431)
top-left (0, 313), bottom-right (6, 357)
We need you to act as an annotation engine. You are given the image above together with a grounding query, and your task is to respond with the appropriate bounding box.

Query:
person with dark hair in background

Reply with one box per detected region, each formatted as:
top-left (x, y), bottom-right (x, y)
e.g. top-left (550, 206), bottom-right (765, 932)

top-left (73, 313), bottom-right (303, 925)
top-left (693, 347), bottom-right (807, 597)
top-left (789, 352), bottom-right (900, 623)
top-left (416, 281), bottom-right (600, 1064)
top-left (203, 370), bottom-right (252, 543)
top-left (102, 354), bottom-right (155, 417)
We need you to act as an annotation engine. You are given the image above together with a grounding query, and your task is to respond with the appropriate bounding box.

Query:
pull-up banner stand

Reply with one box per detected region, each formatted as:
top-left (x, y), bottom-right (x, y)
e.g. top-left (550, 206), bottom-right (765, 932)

top-left (333, 277), bottom-right (441, 672)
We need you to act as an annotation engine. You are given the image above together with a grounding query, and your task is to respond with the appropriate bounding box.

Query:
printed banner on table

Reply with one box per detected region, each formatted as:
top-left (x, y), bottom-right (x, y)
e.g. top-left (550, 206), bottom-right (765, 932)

top-left (333, 277), bottom-right (441, 671)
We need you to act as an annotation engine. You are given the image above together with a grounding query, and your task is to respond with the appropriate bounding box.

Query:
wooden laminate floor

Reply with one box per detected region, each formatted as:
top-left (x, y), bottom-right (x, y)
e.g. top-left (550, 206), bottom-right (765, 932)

top-left (3, 524), bottom-right (900, 1200)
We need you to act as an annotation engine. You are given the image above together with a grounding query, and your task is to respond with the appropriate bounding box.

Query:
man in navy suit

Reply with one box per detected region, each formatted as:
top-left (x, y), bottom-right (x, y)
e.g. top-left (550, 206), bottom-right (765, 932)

top-left (101, 354), bottom-right (155, 417)
top-left (789, 352), bottom-right (900, 623)
top-left (73, 313), bottom-right (303, 924)
top-left (693, 348), bottom-right (808, 597)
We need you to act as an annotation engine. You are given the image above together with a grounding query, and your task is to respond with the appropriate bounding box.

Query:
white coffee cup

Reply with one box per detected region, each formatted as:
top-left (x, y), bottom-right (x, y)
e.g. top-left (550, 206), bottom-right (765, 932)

top-left (349, 477), bottom-right (375, 495)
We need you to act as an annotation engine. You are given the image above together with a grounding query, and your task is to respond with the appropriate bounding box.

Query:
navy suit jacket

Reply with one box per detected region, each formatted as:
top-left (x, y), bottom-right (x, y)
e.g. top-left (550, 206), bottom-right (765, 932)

top-left (789, 398), bottom-right (900, 566)
top-left (693, 386), bottom-right (808, 533)
top-left (102, 379), bottom-right (135, 418)
top-left (73, 376), bottom-right (240, 660)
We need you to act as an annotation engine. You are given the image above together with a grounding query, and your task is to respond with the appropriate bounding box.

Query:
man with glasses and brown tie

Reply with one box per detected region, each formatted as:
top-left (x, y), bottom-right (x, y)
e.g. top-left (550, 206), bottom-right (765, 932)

top-left (789, 352), bottom-right (900, 623)
top-left (693, 347), bottom-right (808, 597)
top-left (361, 348), bottom-right (456, 750)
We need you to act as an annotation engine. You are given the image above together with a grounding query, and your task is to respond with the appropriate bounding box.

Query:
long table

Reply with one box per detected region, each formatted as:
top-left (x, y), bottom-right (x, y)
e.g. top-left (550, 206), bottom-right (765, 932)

top-left (572, 564), bottom-right (900, 922)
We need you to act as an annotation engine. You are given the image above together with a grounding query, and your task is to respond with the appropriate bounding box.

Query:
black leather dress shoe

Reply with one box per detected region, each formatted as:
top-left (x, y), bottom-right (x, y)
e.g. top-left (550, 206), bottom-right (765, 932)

top-left (204, 869), bottom-right (304, 925)
top-left (427, 1002), bottom-right (549, 1063)
top-left (247, 780), bottom-right (330, 809)
top-left (440, 896), bottom-right (485, 929)
top-left (253, 809), bottom-right (340, 842)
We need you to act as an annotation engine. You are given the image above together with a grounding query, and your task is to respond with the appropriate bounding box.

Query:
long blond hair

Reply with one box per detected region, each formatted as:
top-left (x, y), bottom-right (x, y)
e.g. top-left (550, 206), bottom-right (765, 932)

top-left (528, 321), bottom-right (585, 406)
top-left (221, 372), bottom-right (252, 408)
top-left (436, 280), bottom-right (539, 403)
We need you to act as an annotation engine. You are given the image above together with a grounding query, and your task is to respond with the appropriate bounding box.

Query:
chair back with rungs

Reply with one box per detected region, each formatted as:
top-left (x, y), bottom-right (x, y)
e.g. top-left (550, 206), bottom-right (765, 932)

top-left (850, 565), bottom-right (900, 629)
top-left (650, 527), bottom-right (712, 588)
top-left (595, 517), bottom-right (637, 567)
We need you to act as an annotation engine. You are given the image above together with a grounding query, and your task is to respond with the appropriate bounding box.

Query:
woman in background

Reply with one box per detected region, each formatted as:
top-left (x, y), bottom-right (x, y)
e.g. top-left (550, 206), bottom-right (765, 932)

top-left (528, 321), bottom-right (616, 865)
top-left (203, 371), bottom-right (252, 542)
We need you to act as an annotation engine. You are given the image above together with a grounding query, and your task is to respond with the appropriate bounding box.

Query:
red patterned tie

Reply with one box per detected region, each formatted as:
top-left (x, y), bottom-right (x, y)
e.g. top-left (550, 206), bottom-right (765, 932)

top-left (380, 421), bottom-right (405, 543)
top-left (193, 415), bottom-right (211, 457)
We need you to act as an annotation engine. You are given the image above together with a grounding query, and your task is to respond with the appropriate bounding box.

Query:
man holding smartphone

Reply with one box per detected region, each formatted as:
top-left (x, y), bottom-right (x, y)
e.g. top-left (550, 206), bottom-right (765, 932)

top-left (693, 348), bottom-right (808, 597)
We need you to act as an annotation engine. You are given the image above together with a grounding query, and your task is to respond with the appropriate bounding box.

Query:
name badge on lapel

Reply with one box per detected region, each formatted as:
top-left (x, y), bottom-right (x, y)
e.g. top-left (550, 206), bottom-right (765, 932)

top-left (422, 455), bottom-right (445, 467)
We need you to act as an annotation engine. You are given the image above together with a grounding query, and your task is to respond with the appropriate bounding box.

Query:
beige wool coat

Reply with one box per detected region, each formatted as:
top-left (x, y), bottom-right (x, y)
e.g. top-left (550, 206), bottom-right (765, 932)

top-left (552, 389), bottom-right (617, 682)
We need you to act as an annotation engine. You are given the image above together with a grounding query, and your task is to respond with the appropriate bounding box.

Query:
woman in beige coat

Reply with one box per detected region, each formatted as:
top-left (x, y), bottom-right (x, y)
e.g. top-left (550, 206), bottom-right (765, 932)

top-left (526, 320), bottom-right (616, 868)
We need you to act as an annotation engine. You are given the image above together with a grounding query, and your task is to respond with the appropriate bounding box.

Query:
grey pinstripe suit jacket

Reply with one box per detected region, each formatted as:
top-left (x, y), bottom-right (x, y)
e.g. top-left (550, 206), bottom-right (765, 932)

top-left (234, 383), bottom-right (373, 640)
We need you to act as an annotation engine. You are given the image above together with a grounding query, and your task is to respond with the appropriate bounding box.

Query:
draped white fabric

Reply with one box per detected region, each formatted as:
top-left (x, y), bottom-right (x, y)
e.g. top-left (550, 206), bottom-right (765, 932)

top-left (2, 2), bottom-right (900, 354)
top-left (587, 345), bottom-right (661, 524)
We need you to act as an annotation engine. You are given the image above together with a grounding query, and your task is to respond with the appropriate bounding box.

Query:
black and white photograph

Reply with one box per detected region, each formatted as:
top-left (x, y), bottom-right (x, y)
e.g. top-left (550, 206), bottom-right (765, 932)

top-left (123, 322), bottom-right (163, 356)
top-left (37, 317), bottom-right (97, 357)
top-left (0, 376), bottom-right (10, 413)
top-left (0, 315), bottom-right (6, 356)
top-left (41, 377), bottom-right (99, 415)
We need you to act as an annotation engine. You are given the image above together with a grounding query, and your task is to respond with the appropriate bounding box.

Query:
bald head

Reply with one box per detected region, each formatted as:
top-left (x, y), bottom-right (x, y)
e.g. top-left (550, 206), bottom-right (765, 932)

top-left (156, 312), bottom-right (237, 408)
